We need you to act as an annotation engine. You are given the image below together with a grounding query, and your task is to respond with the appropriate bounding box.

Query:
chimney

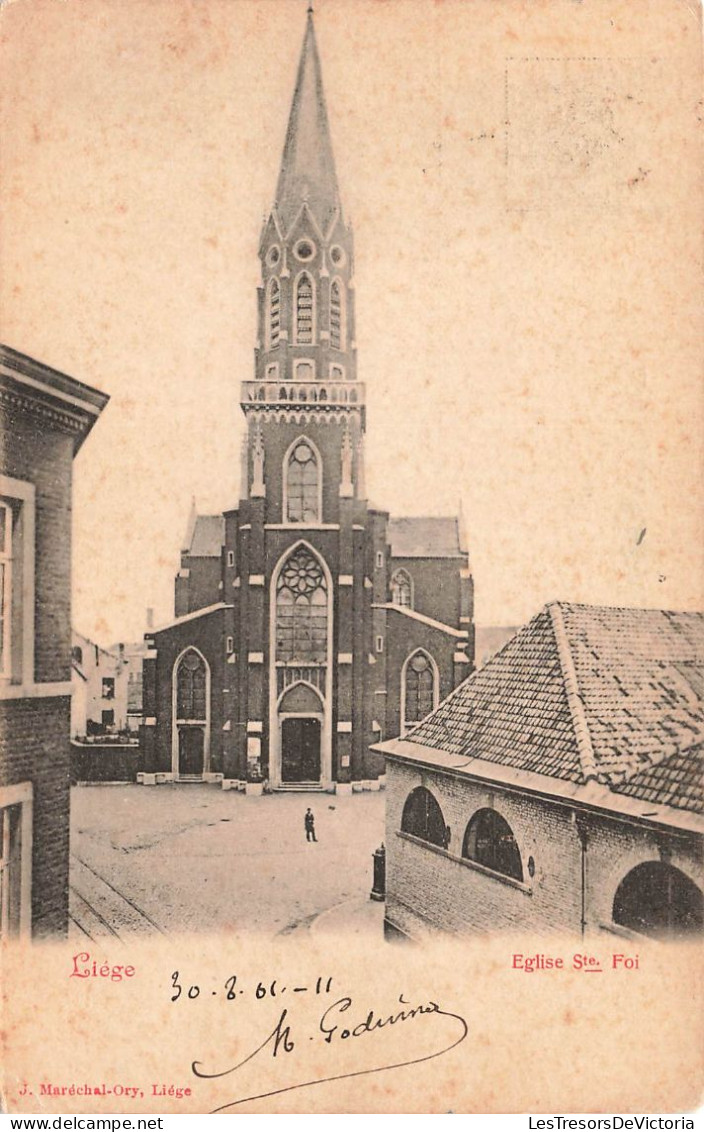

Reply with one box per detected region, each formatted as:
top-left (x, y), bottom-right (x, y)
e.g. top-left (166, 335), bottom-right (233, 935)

top-left (146, 607), bottom-right (154, 631)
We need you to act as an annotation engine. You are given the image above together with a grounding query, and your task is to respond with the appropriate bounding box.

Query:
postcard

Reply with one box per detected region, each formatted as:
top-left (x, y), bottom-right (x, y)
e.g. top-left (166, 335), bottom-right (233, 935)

top-left (1, 0), bottom-right (702, 1116)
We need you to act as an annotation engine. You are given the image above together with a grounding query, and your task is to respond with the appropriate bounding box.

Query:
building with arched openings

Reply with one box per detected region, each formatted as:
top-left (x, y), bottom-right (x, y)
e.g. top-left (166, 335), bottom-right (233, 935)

top-left (139, 11), bottom-right (474, 793)
top-left (377, 603), bottom-right (704, 941)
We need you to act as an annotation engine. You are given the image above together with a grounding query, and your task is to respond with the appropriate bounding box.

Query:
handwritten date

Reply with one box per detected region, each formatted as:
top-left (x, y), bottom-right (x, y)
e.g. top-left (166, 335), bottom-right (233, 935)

top-left (170, 971), bottom-right (333, 1003)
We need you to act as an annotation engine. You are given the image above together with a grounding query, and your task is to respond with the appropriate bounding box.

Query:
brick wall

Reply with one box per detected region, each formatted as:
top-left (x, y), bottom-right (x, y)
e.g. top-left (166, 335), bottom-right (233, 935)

top-left (71, 741), bottom-right (140, 783)
top-left (0, 696), bottom-right (71, 937)
top-left (2, 412), bottom-right (74, 684)
top-left (384, 760), bottom-right (703, 940)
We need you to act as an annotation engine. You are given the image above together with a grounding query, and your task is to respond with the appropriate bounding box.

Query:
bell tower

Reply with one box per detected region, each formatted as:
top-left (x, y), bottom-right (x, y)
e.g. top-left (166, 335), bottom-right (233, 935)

top-left (240, 7), bottom-right (364, 517)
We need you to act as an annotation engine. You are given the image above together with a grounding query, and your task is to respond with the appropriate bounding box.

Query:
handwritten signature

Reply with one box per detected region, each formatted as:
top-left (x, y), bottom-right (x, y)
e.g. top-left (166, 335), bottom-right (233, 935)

top-left (192, 993), bottom-right (468, 1112)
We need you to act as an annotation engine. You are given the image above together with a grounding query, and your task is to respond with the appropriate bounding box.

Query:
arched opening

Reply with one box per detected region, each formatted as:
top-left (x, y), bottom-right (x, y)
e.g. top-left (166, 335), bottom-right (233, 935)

top-left (401, 786), bottom-right (447, 848)
top-left (295, 272), bottom-right (315, 344)
top-left (173, 648), bottom-right (209, 778)
top-left (266, 277), bottom-right (280, 350)
top-left (612, 862), bottom-right (703, 938)
top-left (463, 809), bottom-right (523, 881)
top-left (284, 438), bottom-right (321, 523)
top-left (391, 568), bottom-right (413, 608)
top-left (402, 649), bottom-right (438, 733)
top-left (329, 278), bottom-right (345, 350)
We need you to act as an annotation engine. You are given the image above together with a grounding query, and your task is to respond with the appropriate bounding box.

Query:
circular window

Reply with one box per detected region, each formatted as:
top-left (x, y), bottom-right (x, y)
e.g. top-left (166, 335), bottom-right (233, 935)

top-left (293, 444), bottom-right (312, 463)
top-left (330, 245), bottom-right (345, 266)
top-left (267, 245), bottom-right (281, 267)
top-left (410, 654), bottom-right (429, 673)
top-left (294, 239), bottom-right (316, 262)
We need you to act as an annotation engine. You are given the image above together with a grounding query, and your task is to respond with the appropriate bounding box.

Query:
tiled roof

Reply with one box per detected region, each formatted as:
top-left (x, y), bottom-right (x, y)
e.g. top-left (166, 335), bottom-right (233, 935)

top-left (388, 517), bottom-right (463, 559)
top-left (405, 603), bottom-right (704, 815)
top-left (188, 515), bottom-right (225, 558)
top-left (406, 608), bottom-right (584, 782)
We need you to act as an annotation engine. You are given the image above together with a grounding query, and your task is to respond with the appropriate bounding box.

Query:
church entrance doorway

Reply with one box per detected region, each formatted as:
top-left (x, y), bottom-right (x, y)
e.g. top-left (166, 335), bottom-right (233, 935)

top-left (281, 717), bottom-right (321, 784)
top-left (178, 726), bottom-right (205, 777)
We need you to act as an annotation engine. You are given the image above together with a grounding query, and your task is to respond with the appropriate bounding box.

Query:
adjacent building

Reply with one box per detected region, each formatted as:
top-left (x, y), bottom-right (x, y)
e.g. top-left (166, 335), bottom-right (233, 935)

top-left (71, 631), bottom-right (129, 738)
top-left (0, 344), bottom-right (108, 938)
top-left (376, 603), bottom-right (704, 942)
top-left (140, 12), bottom-right (474, 793)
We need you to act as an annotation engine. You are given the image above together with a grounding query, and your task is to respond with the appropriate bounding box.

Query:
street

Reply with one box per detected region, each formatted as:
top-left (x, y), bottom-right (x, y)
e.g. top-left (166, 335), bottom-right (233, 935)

top-left (69, 784), bottom-right (385, 939)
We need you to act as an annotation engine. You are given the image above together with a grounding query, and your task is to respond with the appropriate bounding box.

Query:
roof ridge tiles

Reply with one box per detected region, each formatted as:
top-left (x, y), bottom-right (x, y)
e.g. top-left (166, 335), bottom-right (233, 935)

top-left (548, 602), bottom-right (600, 783)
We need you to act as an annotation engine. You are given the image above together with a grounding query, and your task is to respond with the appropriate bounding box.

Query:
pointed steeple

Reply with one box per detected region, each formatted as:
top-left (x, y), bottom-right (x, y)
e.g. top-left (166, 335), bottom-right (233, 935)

top-left (274, 9), bottom-right (341, 235)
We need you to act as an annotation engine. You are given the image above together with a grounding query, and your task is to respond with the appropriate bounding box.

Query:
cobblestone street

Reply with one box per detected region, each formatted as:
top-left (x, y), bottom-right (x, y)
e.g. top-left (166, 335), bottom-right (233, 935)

top-left (69, 784), bottom-right (385, 940)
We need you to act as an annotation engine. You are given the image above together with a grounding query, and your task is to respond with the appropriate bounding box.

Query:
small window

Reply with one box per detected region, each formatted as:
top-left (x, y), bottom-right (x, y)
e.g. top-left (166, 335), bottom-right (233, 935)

top-left (101, 709), bottom-right (115, 729)
top-left (375, 551), bottom-right (384, 569)
top-left (462, 809), bottom-right (523, 882)
top-left (226, 636), bottom-right (234, 655)
top-left (101, 677), bottom-right (115, 700)
top-left (0, 802), bottom-right (23, 938)
top-left (227, 550), bottom-right (235, 568)
top-left (375, 635), bottom-right (384, 654)
top-left (401, 786), bottom-right (447, 848)
top-left (330, 364), bottom-right (345, 381)
top-left (72, 645), bottom-right (83, 666)
top-left (295, 360), bottom-right (315, 382)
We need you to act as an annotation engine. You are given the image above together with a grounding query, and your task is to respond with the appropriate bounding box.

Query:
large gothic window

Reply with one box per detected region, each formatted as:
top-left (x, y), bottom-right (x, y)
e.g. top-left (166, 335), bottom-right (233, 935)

top-left (403, 650), bottom-right (437, 727)
top-left (296, 273), bottom-right (314, 344)
top-left (267, 278), bottom-right (280, 350)
top-left (329, 279), bottom-right (345, 350)
top-left (462, 809), bottom-right (523, 882)
top-left (391, 568), bottom-right (412, 608)
top-left (286, 440), bottom-right (320, 523)
top-left (276, 547), bottom-right (328, 663)
top-left (175, 650), bottom-right (207, 721)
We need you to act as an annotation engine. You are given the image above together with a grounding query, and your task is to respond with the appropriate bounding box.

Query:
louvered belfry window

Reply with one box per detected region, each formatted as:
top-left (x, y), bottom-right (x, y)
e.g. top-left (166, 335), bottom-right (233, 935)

top-left (276, 547), bottom-right (328, 664)
top-left (296, 274), bottom-right (314, 344)
top-left (269, 278), bottom-right (280, 349)
top-left (330, 280), bottom-right (343, 350)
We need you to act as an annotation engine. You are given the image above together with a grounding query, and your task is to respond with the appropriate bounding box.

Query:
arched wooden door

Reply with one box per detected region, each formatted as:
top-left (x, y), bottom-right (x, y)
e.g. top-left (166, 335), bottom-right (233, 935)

top-left (281, 717), bottom-right (321, 784)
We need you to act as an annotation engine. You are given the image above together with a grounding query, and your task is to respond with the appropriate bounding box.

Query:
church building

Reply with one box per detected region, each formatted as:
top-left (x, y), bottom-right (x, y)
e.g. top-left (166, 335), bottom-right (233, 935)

top-left (140, 11), bottom-right (474, 793)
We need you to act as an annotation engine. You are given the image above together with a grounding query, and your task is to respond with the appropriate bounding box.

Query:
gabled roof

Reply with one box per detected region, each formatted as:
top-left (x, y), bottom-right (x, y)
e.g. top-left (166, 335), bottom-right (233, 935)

top-left (388, 517), bottom-right (464, 559)
top-left (384, 603), bottom-right (704, 816)
top-left (186, 514), bottom-right (225, 558)
top-left (274, 11), bottom-right (341, 236)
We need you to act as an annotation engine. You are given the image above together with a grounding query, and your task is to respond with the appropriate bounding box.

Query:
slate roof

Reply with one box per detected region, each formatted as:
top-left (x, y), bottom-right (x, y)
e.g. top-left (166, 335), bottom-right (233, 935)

top-left (402, 603), bottom-right (704, 815)
top-left (388, 517), bottom-right (463, 559)
top-left (187, 515), bottom-right (225, 558)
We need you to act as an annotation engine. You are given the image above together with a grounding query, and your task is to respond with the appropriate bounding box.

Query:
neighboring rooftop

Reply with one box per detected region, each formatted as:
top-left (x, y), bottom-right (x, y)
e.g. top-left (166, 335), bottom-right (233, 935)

top-left (394, 603), bottom-right (704, 815)
top-left (388, 517), bottom-right (464, 559)
top-left (186, 514), bottom-right (225, 558)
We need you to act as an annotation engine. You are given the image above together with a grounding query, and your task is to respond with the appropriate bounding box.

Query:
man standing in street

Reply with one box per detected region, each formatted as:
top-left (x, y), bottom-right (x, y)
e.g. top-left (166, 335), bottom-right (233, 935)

top-left (304, 807), bottom-right (317, 842)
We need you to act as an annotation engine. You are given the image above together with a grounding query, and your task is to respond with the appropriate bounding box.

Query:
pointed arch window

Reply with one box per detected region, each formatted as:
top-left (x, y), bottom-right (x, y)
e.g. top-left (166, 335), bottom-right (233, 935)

top-left (391, 568), bottom-right (412, 609)
top-left (276, 547), bottom-right (328, 663)
top-left (403, 650), bottom-right (437, 731)
top-left (286, 440), bottom-right (321, 523)
top-left (267, 278), bottom-right (281, 350)
top-left (175, 650), bottom-right (207, 721)
top-left (296, 273), bottom-right (314, 344)
top-left (329, 279), bottom-right (345, 350)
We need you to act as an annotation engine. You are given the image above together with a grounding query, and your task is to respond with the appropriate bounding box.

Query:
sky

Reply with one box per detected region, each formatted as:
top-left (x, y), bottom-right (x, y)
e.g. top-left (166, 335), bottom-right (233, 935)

top-left (1, 0), bottom-right (702, 646)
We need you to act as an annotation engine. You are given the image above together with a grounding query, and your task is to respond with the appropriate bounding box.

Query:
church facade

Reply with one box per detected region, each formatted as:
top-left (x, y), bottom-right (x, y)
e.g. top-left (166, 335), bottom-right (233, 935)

top-left (140, 12), bottom-right (474, 794)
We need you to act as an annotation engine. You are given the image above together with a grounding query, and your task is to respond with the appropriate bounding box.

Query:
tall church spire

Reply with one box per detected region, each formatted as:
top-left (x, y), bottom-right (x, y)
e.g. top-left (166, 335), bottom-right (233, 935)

top-left (274, 9), bottom-right (341, 235)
